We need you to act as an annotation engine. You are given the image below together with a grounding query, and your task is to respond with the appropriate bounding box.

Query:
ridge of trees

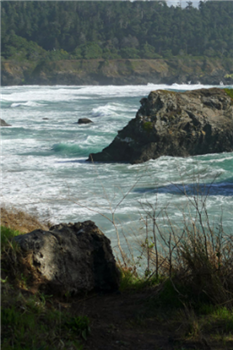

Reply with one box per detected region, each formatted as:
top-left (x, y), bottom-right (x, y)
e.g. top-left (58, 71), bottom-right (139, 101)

top-left (1, 1), bottom-right (233, 61)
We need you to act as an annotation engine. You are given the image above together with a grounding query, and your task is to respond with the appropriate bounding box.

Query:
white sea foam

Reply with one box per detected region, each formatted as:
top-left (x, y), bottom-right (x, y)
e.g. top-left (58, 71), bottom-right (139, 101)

top-left (91, 104), bottom-right (118, 118)
top-left (1, 84), bottom-right (233, 246)
top-left (10, 101), bottom-right (43, 108)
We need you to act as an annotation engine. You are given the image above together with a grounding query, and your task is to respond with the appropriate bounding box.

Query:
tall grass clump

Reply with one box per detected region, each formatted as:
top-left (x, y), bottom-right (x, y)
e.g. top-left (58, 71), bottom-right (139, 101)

top-left (137, 189), bottom-right (233, 307)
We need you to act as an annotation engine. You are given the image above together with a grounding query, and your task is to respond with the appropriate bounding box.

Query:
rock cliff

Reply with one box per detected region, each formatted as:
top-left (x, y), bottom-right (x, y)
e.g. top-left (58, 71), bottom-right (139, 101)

top-left (88, 88), bottom-right (233, 164)
top-left (2, 58), bottom-right (233, 86)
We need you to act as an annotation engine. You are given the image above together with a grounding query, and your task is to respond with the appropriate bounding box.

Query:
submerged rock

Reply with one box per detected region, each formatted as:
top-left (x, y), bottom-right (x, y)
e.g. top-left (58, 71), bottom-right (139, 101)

top-left (14, 221), bottom-right (120, 295)
top-left (0, 118), bottom-right (11, 126)
top-left (88, 88), bottom-right (233, 164)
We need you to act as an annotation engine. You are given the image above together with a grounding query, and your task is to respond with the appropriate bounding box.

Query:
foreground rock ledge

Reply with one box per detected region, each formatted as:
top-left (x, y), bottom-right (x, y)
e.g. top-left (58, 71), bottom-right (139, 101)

top-left (88, 88), bottom-right (233, 164)
top-left (14, 221), bottom-right (120, 295)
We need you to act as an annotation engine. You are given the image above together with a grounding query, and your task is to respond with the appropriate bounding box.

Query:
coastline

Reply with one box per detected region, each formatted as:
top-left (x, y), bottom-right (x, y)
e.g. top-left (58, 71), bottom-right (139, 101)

top-left (2, 57), bottom-right (233, 86)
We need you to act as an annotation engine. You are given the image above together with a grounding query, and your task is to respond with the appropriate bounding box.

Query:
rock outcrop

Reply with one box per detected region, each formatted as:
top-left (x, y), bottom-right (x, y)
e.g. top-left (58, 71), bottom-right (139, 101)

top-left (0, 118), bottom-right (11, 126)
top-left (88, 88), bottom-right (233, 164)
top-left (2, 58), bottom-right (233, 86)
top-left (14, 221), bottom-right (120, 295)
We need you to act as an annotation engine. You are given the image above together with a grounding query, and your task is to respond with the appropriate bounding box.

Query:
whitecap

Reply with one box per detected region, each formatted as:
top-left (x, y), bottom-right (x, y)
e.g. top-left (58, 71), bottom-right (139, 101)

top-left (11, 101), bottom-right (43, 108)
top-left (91, 104), bottom-right (119, 117)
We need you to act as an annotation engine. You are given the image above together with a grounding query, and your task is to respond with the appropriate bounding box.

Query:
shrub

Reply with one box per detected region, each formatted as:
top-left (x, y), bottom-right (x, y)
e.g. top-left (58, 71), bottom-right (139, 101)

top-left (142, 121), bottom-right (153, 132)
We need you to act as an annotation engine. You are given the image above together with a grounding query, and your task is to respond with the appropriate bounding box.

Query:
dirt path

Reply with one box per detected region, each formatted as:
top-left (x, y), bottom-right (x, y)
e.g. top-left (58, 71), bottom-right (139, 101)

top-left (69, 290), bottom-right (204, 350)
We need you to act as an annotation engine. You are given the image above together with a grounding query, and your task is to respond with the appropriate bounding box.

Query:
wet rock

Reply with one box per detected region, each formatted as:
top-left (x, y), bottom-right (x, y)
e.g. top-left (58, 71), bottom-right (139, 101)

top-left (0, 118), bottom-right (11, 126)
top-left (88, 88), bottom-right (233, 164)
top-left (77, 118), bottom-right (93, 124)
top-left (14, 221), bottom-right (120, 295)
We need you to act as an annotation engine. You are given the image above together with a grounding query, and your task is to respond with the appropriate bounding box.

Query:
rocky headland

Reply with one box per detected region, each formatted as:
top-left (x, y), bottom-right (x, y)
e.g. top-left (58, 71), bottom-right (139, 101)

top-left (88, 88), bottom-right (233, 164)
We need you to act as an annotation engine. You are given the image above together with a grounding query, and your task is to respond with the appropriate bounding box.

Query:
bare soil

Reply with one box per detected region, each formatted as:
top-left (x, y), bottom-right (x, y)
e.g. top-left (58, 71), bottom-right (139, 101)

top-left (65, 289), bottom-right (232, 350)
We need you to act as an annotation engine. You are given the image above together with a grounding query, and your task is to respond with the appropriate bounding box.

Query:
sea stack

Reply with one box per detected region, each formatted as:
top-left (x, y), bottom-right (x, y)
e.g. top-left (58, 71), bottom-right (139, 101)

top-left (88, 88), bottom-right (233, 164)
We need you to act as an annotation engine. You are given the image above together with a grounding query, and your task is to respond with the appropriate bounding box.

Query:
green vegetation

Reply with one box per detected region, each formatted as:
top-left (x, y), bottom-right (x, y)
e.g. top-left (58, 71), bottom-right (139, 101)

top-left (1, 225), bottom-right (20, 249)
top-left (119, 266), bottom-right (161, 292)
top-left (224, 74), bottom-right (233, 79)
top-left (142, 121), bottom-right (153, 133)
top-left (1, 224), bottom-right (90, 350)
top-left (2, 290), bottom-right (89, 350)
top-left (1, 195), bottom-right (233, 349)
top-left (1, 1), bottom-right (233, 61)
top-left (224, 88), bottom-right (233, 100)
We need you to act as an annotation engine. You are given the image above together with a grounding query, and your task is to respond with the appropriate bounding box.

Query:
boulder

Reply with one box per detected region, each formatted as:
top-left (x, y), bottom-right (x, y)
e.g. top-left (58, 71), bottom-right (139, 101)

top-left (14, 221), bottom-right (120, 295)
top-left (77, 118), bottom-right (93, 124)
top-left (88, 88), bottom-right (233, 164)
top-left (0, 118), bottom-right (11, 126)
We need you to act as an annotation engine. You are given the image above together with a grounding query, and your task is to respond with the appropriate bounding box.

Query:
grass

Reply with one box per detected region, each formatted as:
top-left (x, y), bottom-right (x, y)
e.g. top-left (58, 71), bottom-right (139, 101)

top-left (119, 265), bottom-right (162, 292)
top-left (2, 287), bottom-right (89, 350)
top-left (117, 187), bottom-right (233, 348)
top-left (1, 225), bottom-right (21, 248)
top-left (1, 203), bottom-right (233, 349)
top-left (224, 88), bottom-right (233, 99)
top-left (1, 205), bottom-right (50, 233)
top-left (1, 218), bottom-right (90, 350)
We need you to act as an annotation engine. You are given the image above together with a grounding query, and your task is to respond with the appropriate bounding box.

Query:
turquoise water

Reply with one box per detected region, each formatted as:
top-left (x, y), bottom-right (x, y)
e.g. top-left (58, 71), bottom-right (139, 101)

top-left (1, 84), bottom-right (233, 255)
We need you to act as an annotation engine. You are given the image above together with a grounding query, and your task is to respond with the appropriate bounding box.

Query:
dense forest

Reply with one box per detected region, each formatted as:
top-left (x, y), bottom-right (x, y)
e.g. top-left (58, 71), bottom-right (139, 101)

top-left (1, 1), bottom-right (233, 61)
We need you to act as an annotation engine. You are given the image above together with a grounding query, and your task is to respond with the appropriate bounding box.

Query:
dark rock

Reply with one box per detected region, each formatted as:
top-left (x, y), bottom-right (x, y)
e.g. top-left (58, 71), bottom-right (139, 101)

top-left (77, 118), bottom-right (93, 124)
top-left (14, 221), bottom-right (120, 295)
top-left (0, 118), bottom-right (11, 126)
top-left (88, 88), bottom-right (233, 164)
top-left (42, 118), bottom-right (49, 120)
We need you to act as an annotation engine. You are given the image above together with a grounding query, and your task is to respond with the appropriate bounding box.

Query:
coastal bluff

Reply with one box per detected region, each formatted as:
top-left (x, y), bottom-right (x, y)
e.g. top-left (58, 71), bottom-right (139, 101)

top-left (88, 88), bottom-right (233, 164)
top-left (2, 58), bottom-right (233, 86)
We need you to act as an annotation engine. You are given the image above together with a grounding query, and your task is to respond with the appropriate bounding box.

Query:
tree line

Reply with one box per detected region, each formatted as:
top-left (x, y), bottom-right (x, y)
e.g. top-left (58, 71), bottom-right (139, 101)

top-left (1, 1), bottom-right (233, 61)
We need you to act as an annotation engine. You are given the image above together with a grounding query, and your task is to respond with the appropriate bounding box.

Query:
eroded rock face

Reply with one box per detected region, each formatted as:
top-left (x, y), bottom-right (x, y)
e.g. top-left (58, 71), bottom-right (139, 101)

top-left (88, 88), bottom-right (233, 164)
top-left (0, 118), bottom-right (11, 126)
top-left (14, 221), bottom-right (120, 295)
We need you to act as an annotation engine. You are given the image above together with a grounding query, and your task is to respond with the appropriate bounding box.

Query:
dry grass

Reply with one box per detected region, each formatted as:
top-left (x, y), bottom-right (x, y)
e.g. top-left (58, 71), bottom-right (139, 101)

top-left (0, 205), bottom-right (50, 233)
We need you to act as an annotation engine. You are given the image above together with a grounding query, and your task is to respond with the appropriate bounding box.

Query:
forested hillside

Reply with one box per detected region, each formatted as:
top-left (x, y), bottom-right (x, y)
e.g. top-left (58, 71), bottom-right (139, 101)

top-left (2, 1), bottom-right (233, 61)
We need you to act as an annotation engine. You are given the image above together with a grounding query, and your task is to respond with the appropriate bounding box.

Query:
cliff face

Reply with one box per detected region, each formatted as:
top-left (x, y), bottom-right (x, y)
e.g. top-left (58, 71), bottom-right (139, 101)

top-left (88, 88), bottom-right (233, 164)
top-left (2, 58), bottom-right (233, 86)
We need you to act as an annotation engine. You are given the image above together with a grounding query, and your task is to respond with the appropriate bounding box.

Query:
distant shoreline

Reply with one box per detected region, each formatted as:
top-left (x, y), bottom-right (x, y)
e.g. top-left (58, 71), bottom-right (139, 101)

top-left (2, 57), bottom-right (233, 87)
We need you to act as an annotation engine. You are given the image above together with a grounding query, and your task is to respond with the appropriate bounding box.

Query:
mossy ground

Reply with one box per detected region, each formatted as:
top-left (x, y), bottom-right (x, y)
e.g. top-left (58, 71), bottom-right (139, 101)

top-left (1, 207), bottom-right (233, 350)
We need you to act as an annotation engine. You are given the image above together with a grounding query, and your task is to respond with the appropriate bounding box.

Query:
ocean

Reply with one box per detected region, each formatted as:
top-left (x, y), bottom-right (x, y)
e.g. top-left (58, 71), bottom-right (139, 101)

top-left (1, 84), bottom-right (233, 257)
